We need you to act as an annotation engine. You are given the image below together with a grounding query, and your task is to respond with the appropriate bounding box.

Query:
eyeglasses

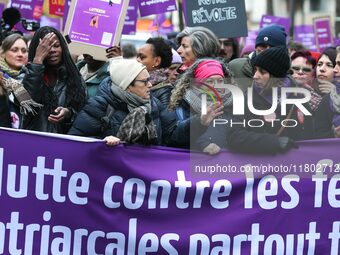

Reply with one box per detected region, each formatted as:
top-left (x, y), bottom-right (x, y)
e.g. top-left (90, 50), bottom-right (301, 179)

top-left (134, 77), bottom-right (151, 86)
top-left (219, 40), bottom-right (233, 47)
top-left (291, 66), bottom-right (313, 73)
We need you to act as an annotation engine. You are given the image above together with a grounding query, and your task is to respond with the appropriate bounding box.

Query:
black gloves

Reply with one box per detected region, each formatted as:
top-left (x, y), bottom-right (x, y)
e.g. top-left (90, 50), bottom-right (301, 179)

top-left (278, 137), bottom-right (298, 153)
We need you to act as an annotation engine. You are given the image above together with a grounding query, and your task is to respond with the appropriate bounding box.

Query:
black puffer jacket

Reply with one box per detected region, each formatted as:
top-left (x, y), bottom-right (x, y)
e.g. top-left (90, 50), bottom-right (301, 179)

top-left (68, 77), bottom-right (190, 146)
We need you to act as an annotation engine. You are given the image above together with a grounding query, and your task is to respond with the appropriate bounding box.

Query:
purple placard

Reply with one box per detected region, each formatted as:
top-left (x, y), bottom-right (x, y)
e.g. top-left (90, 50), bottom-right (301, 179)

top-left (314, 17), bottom-right (333, 52)
top-left (260, 14), bottom-right (291, 36)
top-left (11, 0), bottom-right (43, 20)
top-left (294, 25), bottom-right (317, 51)
top-left (66, 0), bottom-right (126, 47)
top-left (138, 0), bottom-right (177, 17)
top-left (62, 0), bottom-right (71, 32)
top-left (0, 128), bottom-right (340, 253)
top-left (40, 15), bottom-right (61, 31)
top-left (122, 0), bottom-right (138, 35)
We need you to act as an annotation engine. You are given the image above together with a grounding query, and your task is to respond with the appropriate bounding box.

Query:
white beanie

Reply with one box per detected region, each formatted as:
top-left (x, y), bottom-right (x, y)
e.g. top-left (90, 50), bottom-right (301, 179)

top-left (109, 56), bottom-right (146, 90)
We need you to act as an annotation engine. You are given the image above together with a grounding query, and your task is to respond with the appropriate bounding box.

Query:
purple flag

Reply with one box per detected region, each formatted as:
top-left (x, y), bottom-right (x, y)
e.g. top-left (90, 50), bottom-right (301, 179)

top-left (314, 17), bottom-right (333, 52)
top-left (260, 15), bottom-right (291, 36)
top-left (0, 128), bottom-right (340, 253)
top-left (294, 25), bottom-right (317, 51)
top-left (334, 37), bottom-right (340, 47)
top-left (122, 0), bottom-right (138, 35)
top-left (138, 0), bottom-right (177, 17)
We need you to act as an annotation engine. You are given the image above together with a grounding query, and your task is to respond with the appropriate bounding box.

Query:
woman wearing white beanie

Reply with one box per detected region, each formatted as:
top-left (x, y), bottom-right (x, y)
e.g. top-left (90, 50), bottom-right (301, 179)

top-left (68, 57), bottom-right (220, 146)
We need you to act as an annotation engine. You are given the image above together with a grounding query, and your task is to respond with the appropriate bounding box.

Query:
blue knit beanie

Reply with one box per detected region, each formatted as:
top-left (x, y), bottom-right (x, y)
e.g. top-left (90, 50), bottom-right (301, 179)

top-left (255, 25), bottom-right (287, 48)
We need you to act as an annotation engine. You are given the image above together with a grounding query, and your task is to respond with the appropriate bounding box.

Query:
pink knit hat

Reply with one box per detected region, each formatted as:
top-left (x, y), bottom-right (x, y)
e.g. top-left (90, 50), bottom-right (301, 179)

top-left (194, 60), bottom-right (224, 80)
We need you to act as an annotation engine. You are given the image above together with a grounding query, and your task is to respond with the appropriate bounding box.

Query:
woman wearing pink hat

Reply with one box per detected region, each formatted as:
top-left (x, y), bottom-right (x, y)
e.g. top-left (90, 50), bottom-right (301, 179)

top-left (169, 58), bottom-right (230, 154)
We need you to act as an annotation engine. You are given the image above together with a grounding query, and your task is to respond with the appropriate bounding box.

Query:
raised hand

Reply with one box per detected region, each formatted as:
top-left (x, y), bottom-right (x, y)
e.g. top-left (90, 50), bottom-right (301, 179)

top-left (200, 104), bottom-right (224, 126)
top-left (33, 32), bottom-right (58, 64)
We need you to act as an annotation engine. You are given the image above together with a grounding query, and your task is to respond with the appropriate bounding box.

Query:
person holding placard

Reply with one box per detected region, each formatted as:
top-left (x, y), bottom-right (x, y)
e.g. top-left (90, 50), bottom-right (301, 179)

top-left (22, 26), bottom-right (86, 134)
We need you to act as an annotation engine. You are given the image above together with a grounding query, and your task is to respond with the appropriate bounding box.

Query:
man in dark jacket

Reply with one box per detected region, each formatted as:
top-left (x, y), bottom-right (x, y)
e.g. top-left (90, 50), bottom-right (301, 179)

top-left (229, 25), bottom-right (287, 92)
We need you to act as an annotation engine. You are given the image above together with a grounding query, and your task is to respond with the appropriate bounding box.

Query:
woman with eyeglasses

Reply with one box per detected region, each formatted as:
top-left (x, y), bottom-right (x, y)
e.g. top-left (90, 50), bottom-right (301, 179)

top-left (68, 57), bottom-right (220, 147)
top-left (290, 50), bottom-right (322, 112)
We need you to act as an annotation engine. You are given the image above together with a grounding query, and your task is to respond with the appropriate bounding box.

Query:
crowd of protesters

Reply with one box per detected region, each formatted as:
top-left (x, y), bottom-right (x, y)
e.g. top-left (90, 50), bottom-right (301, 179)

top-left (1, 24), bottom-right (340, 155)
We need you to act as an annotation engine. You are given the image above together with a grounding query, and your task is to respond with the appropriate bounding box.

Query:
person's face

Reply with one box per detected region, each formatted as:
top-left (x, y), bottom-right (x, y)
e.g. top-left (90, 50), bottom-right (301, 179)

top-left (203, 74), bottom-right (226, 95)
top-left (219, 38), bottom-right (233, 61)
top-left (177, 36), bottom-right (196, 67)
top-left (45, 35), bottom-right (62, 66)
top-left (253, 66), bottom-right (270, 88)
top-left (333, 53), bottom-right (340, 83)
top-left (4, 38), bottom-right (28, 70)
top-left (316, 55), bottom-right (334, 82)
top-left (255, 45), bottom-right (270, 55)
top-left (165, 63), bottom-right (180, 84)
top-left (136, 44), bottom-right (160, 72)
top-left (127, 69), bottom-right (152, 100)
top-left (291, 56), bottom-right (314, 85)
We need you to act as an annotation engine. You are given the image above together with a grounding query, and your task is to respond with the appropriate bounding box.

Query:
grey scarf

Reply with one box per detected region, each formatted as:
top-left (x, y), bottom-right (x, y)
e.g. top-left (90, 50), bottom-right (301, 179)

top-left (111, 84), bottom-right (157, 144)
top-left (183, 85), bottom-right (233, 114)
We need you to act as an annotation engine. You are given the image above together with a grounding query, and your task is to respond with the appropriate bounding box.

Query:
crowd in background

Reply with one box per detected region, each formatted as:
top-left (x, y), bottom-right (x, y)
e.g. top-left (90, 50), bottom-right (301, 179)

top-left (1, 23), bottom-right (340, 155)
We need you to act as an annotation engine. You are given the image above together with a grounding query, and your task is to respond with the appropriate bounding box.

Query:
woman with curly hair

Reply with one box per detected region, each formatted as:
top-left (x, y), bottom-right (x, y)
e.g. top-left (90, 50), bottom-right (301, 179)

top-left (22, 26), bottom-right (86, 133)
top-left (136, 37), bottom-right (173, 107)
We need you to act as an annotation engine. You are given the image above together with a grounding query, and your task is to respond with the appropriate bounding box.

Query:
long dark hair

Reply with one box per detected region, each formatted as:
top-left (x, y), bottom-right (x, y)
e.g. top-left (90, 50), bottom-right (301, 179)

top-left (28, 26), bottom-right (86, 111)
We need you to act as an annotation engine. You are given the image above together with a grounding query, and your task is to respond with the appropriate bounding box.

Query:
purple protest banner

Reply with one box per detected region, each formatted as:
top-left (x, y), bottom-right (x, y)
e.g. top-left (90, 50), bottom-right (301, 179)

top-left (122, 0), bottom-right (138, 35)
top-left (313, 17), bottom-right (333, 52)
top-left (260, 14), bottom-right (291, 36)
top-left (138, 0), bottom-right (177, 17)
top-left (64, 0), bottom-right (129, 61)
top-left (294, 25), bottom-right (317, 51)
top-left (0, 128), bottom-right (340, 253)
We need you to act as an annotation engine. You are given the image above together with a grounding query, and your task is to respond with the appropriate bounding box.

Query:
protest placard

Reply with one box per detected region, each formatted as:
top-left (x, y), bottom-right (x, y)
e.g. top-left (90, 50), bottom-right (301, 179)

top-left (260, 14), bottom-right (291, 35)
top-left (183, 0), bottom-right (247, 38)
top-left (138, 0), bottom-right (177, 17)
top-left (63, 0), bottom-right (129, 61)
top-left (313, 16), bottom-right (333, 52)
top-left (294, 25), bottom-right (317, 51)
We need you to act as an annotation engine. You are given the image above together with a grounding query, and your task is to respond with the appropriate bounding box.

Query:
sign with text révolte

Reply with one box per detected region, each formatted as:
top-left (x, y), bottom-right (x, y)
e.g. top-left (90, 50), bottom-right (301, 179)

top-left (184, 0), bottom-right (247, 38)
